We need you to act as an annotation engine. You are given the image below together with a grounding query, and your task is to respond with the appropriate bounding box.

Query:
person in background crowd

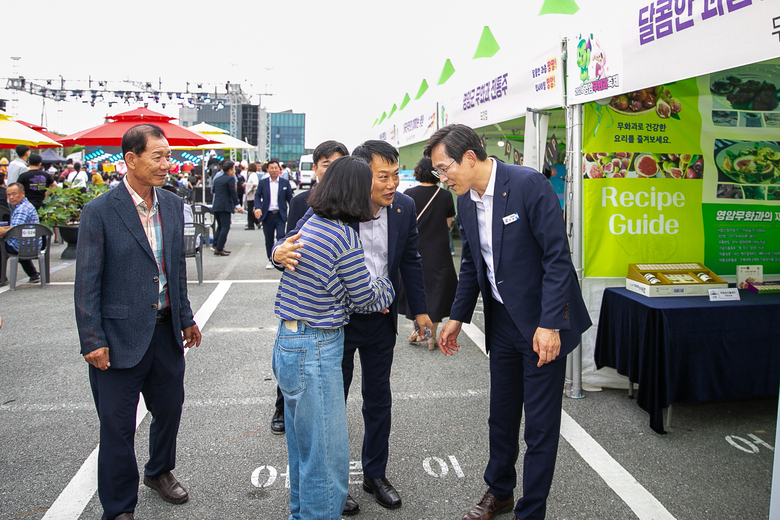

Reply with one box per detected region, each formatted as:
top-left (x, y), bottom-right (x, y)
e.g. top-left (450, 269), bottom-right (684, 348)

top-left (235, 164), bottom-right (246, 206)
top-left (92, 169), bottom-right (105, 185)
top-left (254, 159), bottom-right (293, 269)
top-left (211, 160), bottom-right (243, 256)
top-left (0, 172), bottom-right (7, 209)
top-left (18, 154), bottom-right (56, 210)
top-left (74, 124), bottom-right (201, 520)
top-left (273, 140), bottom-right (432, 516)
top-left (399, 156), bottom-right (458, 350)
top-left (109, 174), bottom-right (122, 189)
top-left (67, 163), bottom-right (89, 188)
top-left (0, 157), bottom-right (8, 179)
top-left (273, 155), bottom-right (395, 520)
top-left (0, 183), bottom-right (42, 283)
top-left (426, 124), bottom-right (591, 520)
top-left (270, 140), bottom-right (349, 437)
top-left (244, 163), bottom-right (260, 230)
top-left (7, 145), bottom-right (31, 185)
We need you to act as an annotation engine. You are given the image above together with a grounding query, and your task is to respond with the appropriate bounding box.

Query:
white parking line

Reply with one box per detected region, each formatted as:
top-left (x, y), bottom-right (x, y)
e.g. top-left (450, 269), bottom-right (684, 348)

top-left (458, 325), bottom-right (676, 520)
top-left (41, 281), bottom-right (233, 520)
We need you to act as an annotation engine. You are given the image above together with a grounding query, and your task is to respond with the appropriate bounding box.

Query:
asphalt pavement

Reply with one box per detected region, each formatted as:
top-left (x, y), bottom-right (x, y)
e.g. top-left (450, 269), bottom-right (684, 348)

top-left (0, 213), bottom-right (775, 520)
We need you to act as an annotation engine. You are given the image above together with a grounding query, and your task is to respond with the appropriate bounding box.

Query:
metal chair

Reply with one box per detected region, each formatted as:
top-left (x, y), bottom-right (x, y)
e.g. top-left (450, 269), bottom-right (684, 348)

top-left (1, 223), bottom-right (53, 290)
top-left (191, 204), bottom-right (214, 246)
top-left (184, 223), bottom-right (207, 285)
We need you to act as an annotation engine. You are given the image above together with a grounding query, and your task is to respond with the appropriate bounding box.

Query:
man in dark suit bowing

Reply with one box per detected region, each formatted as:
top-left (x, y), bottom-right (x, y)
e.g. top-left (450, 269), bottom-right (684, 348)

top-left (427, 125), bottom-right (591, 520)
top-left (273, 140), bottom-right (433, 516)
top-left (254, 159), bottom-right (293, 269)
top-left (75, 124), bottom-right (202, 520)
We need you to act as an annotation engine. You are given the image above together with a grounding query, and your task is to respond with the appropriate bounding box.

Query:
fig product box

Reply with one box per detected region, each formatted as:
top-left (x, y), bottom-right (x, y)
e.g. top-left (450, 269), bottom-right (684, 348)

top-left (625, 262), bottom-right (727, 297)
top-left (746, 282), bottom-right (780, 294)
top-left (736, 265), bottom-right (763, 289)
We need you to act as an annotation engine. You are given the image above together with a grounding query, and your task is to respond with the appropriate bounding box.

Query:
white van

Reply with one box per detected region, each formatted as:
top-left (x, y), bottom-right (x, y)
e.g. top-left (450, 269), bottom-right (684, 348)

top-left (297, 154), bottom-right (316, 188)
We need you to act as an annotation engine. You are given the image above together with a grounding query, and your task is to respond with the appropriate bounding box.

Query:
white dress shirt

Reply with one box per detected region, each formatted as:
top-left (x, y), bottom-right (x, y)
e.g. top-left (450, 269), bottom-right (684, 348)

top-left (359, 206), bottom-right (389, 280)
top-left (268, 178), bottom-right (280, 211)
top-left (469, 158), bottom-right (503, 303)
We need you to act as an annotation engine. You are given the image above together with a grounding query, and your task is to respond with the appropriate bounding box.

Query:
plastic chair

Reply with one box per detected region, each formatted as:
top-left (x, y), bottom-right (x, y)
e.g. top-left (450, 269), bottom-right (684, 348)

top-left (1, 223), bottom-right (53, 290)
top-left (191, 204), bottom-right (214, 245)
top-left (184, 223), bottom-right (207, 285)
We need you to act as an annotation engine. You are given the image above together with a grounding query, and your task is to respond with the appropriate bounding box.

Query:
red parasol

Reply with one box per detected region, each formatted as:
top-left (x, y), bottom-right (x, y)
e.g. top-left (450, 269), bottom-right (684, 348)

top-left (0, 119), bottom-right (63, 149)
top-left (57, 107), bottom-right (218, 148)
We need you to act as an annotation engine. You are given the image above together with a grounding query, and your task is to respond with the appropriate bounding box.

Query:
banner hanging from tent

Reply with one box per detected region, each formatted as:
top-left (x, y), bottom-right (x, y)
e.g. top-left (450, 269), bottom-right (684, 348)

top-left (582, 57), bottom-right (780, 278)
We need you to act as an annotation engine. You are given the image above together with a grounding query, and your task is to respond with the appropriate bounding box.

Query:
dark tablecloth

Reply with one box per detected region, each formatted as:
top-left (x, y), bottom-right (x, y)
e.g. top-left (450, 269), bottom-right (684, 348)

top-left (594, 287), bottom-right (780, 433)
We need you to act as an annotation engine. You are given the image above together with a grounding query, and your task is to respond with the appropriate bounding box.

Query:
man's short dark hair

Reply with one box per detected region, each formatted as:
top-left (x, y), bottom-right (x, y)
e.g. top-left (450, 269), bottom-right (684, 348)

top-left (261, 162), bottom-right (268, 172)
top-left (352, 140), bottom-right (398, 167)
top-left (7, 182), bottom-right (24, 193)
top-left (222, 160), bottom-right (234, 173)
top-left (308, 156), bottom-right (375, 224)
top-left (414, 157), bottom-right (437, 184)
top-left (121, 124), bottom-right (167, 158)
top-left (313, 140), bottom-right (349, 165)
top-left (28, 154), bottom-right (43, 167)
top-left (423, 124), bottom-right (487, 163)
top-left (267, 159), bottom-right (280, 168)
top-left (74, 162), bottom-right (81, 171)
top-left (15, 145), bottom-right (30, 158)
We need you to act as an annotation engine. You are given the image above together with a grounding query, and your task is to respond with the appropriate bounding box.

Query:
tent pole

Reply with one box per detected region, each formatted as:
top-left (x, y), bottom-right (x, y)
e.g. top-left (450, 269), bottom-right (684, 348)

top-left (201, 149), bottom-right (206, 204)
top-left (564, 103), bottom-right (584, 399)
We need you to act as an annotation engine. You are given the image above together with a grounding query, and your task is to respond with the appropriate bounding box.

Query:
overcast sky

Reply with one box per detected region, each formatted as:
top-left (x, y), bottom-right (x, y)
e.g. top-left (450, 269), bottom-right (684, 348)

top-left (1, 0), bottom-right (596, 152)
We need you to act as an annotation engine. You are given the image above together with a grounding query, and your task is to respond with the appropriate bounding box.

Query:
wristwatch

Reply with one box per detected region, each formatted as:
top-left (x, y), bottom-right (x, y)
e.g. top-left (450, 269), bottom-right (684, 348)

top-left (551, 329), bottom-right (560, 333)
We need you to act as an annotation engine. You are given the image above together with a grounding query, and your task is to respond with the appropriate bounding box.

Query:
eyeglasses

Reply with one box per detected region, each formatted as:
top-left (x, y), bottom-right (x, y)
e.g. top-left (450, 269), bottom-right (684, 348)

top-left (431, 159), bottom-right (455, 179)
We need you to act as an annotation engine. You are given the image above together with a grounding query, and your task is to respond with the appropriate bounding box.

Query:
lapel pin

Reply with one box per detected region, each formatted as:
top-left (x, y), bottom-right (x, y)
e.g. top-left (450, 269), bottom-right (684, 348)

top-left (397, 208), bottom-right (401, 213)
top-left (503, 192), bottom-right (507, 197)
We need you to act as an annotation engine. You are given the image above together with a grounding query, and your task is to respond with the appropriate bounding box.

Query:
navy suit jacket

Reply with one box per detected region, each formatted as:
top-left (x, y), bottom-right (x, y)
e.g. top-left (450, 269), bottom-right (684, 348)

top-left (278, 191), bottom-right (427, 334)
top-left (254, 177), bottom-right (293, 223)
top-left (451, 161), bottom-right (591, 356)
top-left (211, 174), bottom-right (240, 213)
top-left (74, 182), bottom-right (196, 369)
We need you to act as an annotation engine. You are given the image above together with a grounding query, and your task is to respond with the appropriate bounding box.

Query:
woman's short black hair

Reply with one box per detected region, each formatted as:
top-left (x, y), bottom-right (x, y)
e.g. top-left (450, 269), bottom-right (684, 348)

top-left (414, 157), bottom-right (437, 184)
top-left (308, 156), bottom-right (374, 224)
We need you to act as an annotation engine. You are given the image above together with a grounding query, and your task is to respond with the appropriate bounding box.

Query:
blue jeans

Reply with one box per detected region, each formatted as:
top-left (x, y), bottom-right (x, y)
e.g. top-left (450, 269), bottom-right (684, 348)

top-left (273, 320), bottom-right (349, 520)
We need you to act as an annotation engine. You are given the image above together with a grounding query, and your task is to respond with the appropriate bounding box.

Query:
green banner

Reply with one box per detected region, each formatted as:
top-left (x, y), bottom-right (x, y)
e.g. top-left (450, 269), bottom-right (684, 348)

top-left (584, 179), bottom-right (704, 277)
top-left (583, 58), bottom-right (780, 278)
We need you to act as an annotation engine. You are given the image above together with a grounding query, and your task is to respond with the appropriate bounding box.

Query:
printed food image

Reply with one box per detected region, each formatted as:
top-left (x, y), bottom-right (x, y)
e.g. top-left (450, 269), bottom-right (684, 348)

top-left (717, 184), bottom-right (743, 199)
top-left (710, 64), bottom-right (780, 112)
top-left (765, 113), bottom-right (780, 127)
top-left (583, 152), bottom-right (702, 179)
top-left (712, 110), bottom-right (738, 127)
top-left (715, 141), bottom-right (780, 185)
top-left (608, 85), bottom-right (682, 119)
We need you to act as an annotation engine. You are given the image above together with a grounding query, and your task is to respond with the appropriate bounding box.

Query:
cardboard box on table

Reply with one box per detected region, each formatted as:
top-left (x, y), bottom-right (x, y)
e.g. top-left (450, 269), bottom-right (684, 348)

top-left (625, 263), bottom-right (728, 297)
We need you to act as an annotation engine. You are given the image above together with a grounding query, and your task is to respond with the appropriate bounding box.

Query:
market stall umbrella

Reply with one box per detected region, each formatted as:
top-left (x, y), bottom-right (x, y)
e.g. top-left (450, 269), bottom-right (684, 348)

top-left (39, 148), bottom-right (67, 164)
top-left (172, 122), bottom-right (255, 150)
top-left (57, 107), bottom-right (219, 148)
top-left (0, 112), bottom-right (62, 148)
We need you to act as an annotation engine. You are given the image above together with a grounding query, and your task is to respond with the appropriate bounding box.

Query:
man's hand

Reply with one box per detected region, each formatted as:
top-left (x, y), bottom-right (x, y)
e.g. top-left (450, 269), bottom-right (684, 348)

top-left (84, 347), bottom-right (110, 370)
top-left (532, 327), bottom-right (561, 367)
top-left (272, 231), bottom-right (304, 271)
top-left (438, 319), bottom-right (462, 356)
top-left (236, 207), bottom-right (244, 214)
top-left (0, 226), bottom-right (10, 237)
top-left (254, 209), bottom-right (262, 220)
top-left (183, 324), bottom-right (202, 349)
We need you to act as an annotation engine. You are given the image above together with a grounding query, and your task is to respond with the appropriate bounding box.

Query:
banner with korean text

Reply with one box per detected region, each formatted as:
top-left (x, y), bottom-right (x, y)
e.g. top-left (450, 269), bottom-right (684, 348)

top-left (567, 0), bottom-right (780, 106)
top-left (582, 57), bottom-right (780, 277)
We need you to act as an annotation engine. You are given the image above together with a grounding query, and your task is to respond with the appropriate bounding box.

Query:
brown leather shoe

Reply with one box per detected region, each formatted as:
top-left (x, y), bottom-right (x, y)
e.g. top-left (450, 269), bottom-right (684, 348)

top-left (115, 514), bottom-right (135, 520)
top-left (461, 490), bottom-right (514, 520)
top-left (143, 471), bottom-right (189, 504)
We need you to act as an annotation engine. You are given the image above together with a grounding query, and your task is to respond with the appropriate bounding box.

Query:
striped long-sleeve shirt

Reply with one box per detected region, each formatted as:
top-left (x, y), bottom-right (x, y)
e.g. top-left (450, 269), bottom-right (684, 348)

top-left (275, 215), bottom-right (395, 328)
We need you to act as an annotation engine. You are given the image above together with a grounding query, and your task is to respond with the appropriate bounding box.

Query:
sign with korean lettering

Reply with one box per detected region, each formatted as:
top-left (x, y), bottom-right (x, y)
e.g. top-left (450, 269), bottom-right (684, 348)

top-left (582, 58), bottom-right (780, 277)
top-left (440, 45), bottom-right (563, 130)
top-left (567, 0), bottom-right (780, 105)
top-left (398, 101), bottom-right (439, 146)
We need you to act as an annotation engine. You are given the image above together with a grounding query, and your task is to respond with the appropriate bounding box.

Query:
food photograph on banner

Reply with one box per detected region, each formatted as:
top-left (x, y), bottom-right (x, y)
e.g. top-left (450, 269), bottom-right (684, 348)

top-left (699, 57), bottom-right (780, 276)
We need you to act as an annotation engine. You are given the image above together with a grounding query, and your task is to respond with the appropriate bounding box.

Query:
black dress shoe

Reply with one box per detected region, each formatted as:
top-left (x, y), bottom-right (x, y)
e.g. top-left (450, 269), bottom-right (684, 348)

top-left (115, 513), bottom-right (135, 520)
top-left (214, 249), bottom-right (230, 256)
top-left (271, 409), bottom-right (285, 435)
top-left (362, 476), bottom-right (401, 509)
top-left (342, 492), bottom-right (360, 516)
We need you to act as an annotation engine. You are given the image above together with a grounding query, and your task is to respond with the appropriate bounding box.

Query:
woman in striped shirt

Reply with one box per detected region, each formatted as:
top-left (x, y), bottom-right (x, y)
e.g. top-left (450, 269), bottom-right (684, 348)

top-left (273, 156), bottom-right (395, 520)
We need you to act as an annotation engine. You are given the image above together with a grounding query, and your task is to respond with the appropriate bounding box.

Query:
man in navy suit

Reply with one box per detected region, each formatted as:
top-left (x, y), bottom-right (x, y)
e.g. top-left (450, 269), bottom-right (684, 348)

top-left (75, 124), bottom-right (202, 520)
top-left (254, 159), bottom-right (293, 269)
top-left (427, 125), bottom-right (591, 520)
top-left (273, 140), bottom-right (432, 516)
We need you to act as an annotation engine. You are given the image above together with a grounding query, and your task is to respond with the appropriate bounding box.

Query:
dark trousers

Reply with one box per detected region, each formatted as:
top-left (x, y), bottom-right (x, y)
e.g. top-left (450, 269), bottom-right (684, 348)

top-left (89, 319), bottom-right (185, 520)
top-left (213, 211), bottom-right (232, 251)
top-left (246, 201), bottom-right (259, 229)
top-left (4, 243), bottom-right (38, 278)
top-left (485, 299), bottom-right (566, 520)
top-left (261, 211), bottom-right (285, 260)
top-left (342, 312), bottom-right (396, 478)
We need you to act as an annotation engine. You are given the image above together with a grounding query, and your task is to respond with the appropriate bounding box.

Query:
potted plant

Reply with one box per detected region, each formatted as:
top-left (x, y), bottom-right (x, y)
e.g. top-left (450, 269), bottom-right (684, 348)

top-left (38, 184), bottom-right (108, 259)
